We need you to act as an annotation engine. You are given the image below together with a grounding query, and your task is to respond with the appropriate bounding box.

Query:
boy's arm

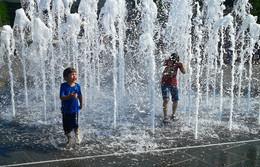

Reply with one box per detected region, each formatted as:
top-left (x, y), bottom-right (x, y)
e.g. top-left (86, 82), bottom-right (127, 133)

top-left (79, 94), bottom-right (83, 110)
top-left (60, 92), bottom-right (77, 100)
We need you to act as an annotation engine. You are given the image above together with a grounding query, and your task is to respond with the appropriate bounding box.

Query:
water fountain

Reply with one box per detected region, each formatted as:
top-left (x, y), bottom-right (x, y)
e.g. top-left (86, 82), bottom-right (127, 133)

top-left (0, 0), bottom-right (259, 154)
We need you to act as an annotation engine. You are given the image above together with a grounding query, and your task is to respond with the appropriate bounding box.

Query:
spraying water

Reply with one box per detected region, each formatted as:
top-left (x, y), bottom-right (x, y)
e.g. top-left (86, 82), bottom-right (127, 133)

top-left (13, 9), bottom-right (30, 108)
top-left (0, 0), bottom-right (259, 152)
top-left (139, 0), bottom-right (157, 133)
top-left (193, 2), bottom-right (202, 140)
top-left (1, 26), bottom-right (16, 117)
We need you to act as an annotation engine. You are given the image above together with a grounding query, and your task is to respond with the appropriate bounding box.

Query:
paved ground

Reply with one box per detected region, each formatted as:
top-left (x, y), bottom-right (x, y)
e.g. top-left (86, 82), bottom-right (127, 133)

top-left (1, 123), bottom-right (260, 167)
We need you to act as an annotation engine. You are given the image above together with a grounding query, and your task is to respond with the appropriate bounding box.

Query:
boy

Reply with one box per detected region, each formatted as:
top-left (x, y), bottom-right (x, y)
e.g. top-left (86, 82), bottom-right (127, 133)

top-left (60, 67), bottom-right (83, 145)
top-left (161, 53), bottom-right (186, 123)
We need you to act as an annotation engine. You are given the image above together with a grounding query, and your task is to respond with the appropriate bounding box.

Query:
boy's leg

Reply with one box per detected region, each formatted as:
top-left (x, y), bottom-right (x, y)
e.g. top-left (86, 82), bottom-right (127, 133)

top-left (74, 128), bottom-right (79, 135)
top-left (63, 112), bottom-right (73, 143)
top-left (65, 131), bottom-right (73, 147)
top-left (73, 112), bottom-right (81, 144)
top-left (74, 128), bottom-right (82, 144)
top-left (72, 112), bottom-right (79, 135)
top-left (66, 132), bottom-right (72, 140)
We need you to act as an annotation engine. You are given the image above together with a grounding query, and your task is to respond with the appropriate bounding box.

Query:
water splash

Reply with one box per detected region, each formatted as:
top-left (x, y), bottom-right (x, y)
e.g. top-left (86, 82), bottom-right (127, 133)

top-left (0, 0), bottom-right (259, 150)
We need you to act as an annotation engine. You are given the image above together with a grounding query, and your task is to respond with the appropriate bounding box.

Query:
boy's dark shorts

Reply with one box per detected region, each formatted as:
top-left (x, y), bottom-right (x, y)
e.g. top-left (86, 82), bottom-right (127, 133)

top-left (62, 112), bottom-right (79, 135)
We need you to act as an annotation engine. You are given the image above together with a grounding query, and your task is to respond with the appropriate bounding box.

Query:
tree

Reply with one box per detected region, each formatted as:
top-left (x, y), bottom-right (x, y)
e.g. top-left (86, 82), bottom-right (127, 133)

top-left (0, 2), bottom-right (10, 26)
top-left (249, 0), bottom-right (260, 23)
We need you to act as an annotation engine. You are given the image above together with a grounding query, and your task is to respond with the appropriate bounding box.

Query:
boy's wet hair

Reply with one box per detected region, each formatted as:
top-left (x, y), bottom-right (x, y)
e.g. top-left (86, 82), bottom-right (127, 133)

top-left (171, 53), bottom-right (179, 64)
top-left (63, 67), bottom-right (76, 80)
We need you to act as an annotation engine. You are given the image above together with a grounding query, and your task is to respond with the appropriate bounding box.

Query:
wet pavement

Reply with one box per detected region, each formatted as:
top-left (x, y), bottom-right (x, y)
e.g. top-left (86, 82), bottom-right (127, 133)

top-left (1, 140), bottom-right (260, 167)
top-left (1, 118), bottom-right (260, 167)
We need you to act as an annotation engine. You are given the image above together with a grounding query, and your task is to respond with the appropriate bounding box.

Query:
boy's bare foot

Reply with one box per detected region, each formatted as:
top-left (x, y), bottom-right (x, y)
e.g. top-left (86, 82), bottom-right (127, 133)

top-left (66, 137), bottom-right (73, 148)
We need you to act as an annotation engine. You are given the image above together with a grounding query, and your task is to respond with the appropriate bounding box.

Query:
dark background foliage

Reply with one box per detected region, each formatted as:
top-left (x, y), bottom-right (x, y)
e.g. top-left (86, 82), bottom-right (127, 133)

top-left (0, 0), bottom-right (259, 27)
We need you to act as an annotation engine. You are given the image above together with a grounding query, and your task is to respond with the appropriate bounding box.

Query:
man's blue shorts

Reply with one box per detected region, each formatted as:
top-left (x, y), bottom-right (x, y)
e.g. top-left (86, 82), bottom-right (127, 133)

top-left (161, 84), bottom-right (179, 101)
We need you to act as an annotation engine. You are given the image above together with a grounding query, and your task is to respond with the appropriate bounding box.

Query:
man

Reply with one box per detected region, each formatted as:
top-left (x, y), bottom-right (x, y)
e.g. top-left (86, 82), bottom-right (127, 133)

top-left (161, 53), bottom-right (186, 123)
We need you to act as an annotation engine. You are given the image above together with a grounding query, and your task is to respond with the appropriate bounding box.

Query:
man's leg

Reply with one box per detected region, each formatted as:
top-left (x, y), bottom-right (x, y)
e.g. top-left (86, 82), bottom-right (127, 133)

top-left (171, 100), bottom-right (180, 121)
top-left (170, 85), bottom-right (179, 121)
top-left (163, 98), bottom-right (169, 118)
top-left (172, 100), bottom-right (178, 116)
top-left (162, 85), bottom-right (170, 123)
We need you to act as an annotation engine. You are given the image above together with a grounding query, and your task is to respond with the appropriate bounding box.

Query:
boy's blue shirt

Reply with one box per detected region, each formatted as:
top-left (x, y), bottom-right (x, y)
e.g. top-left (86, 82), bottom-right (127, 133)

top-left (60, 82), bottom-right (82, 114)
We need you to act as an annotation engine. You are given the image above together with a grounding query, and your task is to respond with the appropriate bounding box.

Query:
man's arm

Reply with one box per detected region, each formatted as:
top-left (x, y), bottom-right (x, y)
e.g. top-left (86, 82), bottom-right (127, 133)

top-left (178, 61), bottom-right (186, 74)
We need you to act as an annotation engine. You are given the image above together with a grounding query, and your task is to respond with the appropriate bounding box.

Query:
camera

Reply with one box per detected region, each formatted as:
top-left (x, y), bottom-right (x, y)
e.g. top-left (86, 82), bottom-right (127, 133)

top-left (170, 53), bottom-right (179, 64)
